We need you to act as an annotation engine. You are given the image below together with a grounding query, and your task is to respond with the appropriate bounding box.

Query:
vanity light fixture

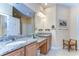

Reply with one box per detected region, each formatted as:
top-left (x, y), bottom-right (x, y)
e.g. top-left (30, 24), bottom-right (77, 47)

top-left (37, 12), bottom-right (46, 18)
top-left (42, 18), bottom-right (46, 22)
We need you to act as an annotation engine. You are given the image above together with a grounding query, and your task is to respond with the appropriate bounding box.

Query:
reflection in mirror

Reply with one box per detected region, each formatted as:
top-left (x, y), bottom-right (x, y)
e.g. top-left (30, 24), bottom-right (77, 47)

top-left (0, 14), bottom-right (20, 37)
top-left (0, 3), bottom-right (35, 39)
top-left (0, 3), bottom-right (13, 37)
top-left (7, 16), bottom-right (20, 36)
top-left (0, 15), bottom-right (7, 36)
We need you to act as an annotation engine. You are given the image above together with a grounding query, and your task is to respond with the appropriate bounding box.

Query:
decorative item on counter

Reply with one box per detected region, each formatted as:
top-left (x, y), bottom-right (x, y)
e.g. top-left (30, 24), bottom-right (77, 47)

top-left (33, 33), bottom-right (36, 38)
top-left (51, 25), bottom-right (55, 29)
top-left (45, 29), bottom-right (50, 31)
top-left (38, 29), bottom-right (43, 31)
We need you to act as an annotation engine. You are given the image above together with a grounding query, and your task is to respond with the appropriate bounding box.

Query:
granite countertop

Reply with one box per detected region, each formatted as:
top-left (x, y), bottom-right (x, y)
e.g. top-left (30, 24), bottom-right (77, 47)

top-left (0, 37), bottom-right (47, 56)
top-left (37, 37), bottom-right (47, 43)
top-left (37, 33), bottom-right (51, 37)
top-left (0, 37), bottom-right (37, 56)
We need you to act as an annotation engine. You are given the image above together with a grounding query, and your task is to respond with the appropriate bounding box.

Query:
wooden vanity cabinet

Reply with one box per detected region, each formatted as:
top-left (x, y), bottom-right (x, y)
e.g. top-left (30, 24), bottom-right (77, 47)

top-left (4, 35), bottom-right (52, 56)
top-left (5, 48), bottom-right (24, 56)
top-left (25, 42), bottom-right (37, 56)
top-left (4, 42), bottom-right (37, 56)
top-left (38, 35), bottom-right (52, 54)
top-left (39, 40), bottom-right (47, 54)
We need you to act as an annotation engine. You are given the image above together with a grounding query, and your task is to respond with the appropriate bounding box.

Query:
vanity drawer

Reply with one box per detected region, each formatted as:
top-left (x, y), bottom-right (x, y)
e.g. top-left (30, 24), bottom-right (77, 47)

top-left (39, 40), bottom-right (47, 47)
top-left (25, 42), bottom-right (37, 56)
top-left (5, 48), bottom-right (24, 56)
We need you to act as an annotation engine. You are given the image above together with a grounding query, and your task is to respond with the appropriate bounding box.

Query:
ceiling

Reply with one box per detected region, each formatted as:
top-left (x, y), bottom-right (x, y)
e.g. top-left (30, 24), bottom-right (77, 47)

top-left (60, 3), bottom-right (79, 7)
top-left (24, 3), bottom-right (79, 12)
top-left (41, 3), bottom-right (79, 7)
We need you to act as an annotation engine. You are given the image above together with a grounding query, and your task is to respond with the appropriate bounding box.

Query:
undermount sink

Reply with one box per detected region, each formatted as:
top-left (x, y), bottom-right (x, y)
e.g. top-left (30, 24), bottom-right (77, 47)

top-left (6, 41), bottom-right (26, 46)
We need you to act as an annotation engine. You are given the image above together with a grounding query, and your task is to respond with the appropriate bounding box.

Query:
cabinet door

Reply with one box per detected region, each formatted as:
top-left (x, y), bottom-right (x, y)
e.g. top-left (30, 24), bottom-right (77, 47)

top-left (47, 39), bottom-right (50, 51)
top-left (25, 42), bottom-right (37, 56)
top-left (49, 36), bottom-right (52, 49)
top-left (39, 40), bottom-right (47, 54)
top-left (47, 36), bottom-right (52, 51)
top-left (5, 48), bottom-right (24, 56)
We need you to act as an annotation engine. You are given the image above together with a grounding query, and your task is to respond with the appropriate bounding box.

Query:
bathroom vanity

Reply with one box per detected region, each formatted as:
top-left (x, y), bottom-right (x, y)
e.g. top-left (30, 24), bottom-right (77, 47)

top-left (5, 42), bottom-right (37, 56)
top-left (2, 34), bottom-right (52, 56)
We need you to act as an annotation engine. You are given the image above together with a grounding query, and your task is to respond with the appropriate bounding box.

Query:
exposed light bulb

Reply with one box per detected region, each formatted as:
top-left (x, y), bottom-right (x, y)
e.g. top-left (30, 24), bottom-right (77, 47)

top-left (37, 12), bottom-right (46, 18)
top-left (45, 3), bottom-right (47, 5)
top-left (42, 18), bottom-right (46, 22)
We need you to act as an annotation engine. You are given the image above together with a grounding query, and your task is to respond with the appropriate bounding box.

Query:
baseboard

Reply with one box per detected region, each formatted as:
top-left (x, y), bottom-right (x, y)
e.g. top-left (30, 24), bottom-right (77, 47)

top-left (51, 46), bottom-right (62, 50)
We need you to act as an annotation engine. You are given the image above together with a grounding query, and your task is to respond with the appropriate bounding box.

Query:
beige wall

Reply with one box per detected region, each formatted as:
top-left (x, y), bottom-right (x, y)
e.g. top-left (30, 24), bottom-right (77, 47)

top-left (56, 4), bottom-right (70, 29)
top-left (45, 5), bottom-right (56, 30)
top-left (35, 4), bottom-right (56, 33)
top-left (35, 4), bottom-right (70, 49)
top-left (56, 4), bottom-right (70, 49)
top-left (70, 7), bottom-right (78, 39)
top-left (21, 16), bottom-right (33, 35)
top-left (70, 6), bottom-right (79, 49)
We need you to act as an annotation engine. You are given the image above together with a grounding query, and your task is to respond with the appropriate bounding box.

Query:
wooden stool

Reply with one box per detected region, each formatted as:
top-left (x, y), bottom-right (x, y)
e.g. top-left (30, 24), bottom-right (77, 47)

top-left (70, 39), bottom-right (77, 51)
top-left (63, 40), bottom-right (70, 51)
top-left (63, 39), bottom-right (77, 51)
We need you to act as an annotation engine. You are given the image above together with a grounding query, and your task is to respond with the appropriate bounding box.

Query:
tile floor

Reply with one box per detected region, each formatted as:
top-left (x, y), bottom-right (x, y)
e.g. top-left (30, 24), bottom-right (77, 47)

top-left (40, 48), bottom-right (79, 56)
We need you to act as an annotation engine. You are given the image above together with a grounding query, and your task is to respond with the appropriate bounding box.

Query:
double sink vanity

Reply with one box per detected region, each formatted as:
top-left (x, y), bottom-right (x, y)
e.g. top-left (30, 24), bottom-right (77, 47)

top-left (0, 34), bottom-right (52, 56)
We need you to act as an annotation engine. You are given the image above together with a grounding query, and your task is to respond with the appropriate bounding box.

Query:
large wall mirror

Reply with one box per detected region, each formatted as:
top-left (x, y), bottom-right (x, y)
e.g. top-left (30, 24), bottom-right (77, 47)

top-left (0, 3), bottom-right (35, 37)
top-left (0, 14), bottom-right (7, 36)
top-left (0, 14), bottom-right (20, 36)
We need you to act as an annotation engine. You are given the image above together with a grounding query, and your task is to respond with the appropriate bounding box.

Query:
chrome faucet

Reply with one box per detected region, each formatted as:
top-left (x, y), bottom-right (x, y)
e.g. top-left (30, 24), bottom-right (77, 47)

top-left (11, 38), bottom-right (15, 41)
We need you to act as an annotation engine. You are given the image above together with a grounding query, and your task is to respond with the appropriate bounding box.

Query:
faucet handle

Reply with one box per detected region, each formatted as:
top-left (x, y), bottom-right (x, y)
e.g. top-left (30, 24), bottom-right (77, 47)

top-left (11, 38), bottom-right (15, 41)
